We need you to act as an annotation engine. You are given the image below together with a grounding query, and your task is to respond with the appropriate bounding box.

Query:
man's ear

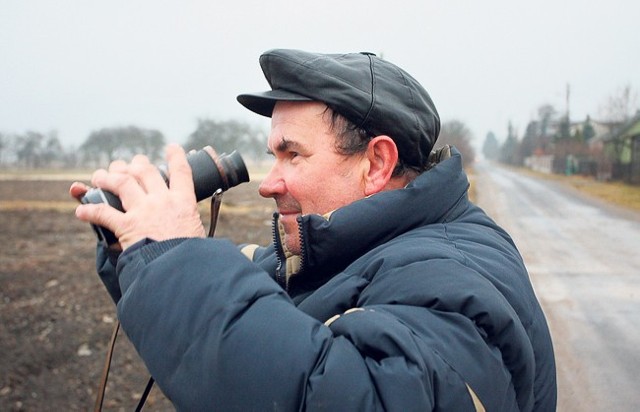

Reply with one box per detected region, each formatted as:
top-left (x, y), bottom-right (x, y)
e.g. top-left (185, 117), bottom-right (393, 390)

top-left (363, 135), bottom-right (399, 196)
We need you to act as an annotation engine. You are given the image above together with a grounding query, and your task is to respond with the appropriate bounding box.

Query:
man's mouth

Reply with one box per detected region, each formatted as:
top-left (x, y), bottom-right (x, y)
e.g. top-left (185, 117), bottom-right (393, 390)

top-left (278, 209), bottom-right (301, 225)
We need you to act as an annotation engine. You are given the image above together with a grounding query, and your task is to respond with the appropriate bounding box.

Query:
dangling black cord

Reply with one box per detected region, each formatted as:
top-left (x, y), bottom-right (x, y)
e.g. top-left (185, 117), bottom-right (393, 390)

top-left (95, 192), bottom-right (225, 411)
top-left (135, 376), bottom-right (156, 412)
top-left (94, 321), bottom-right (120, 412)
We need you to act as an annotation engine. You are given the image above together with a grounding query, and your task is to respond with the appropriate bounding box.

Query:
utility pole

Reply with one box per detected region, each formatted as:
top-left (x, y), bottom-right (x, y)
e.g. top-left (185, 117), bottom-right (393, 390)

top-left (566, 83), bottom-right (571, 122)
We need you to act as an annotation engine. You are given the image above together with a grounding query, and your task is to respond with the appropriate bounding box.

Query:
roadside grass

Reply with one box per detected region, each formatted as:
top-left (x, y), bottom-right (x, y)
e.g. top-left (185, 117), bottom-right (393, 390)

top-left (555, 175), bottom-right (640, 211)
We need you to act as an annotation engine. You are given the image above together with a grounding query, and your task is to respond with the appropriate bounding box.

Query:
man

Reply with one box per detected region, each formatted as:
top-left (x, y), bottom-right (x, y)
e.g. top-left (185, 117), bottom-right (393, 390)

top-left (72, 49), bottom-right (556, 411)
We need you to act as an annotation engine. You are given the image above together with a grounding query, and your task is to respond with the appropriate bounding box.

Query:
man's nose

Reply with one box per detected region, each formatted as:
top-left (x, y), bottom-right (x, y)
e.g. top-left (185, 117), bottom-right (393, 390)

top-left (258, 164), bottom-right (285, 199)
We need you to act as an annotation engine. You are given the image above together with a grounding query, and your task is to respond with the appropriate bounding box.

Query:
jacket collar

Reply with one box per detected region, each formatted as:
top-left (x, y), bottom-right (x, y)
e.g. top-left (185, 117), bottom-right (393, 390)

top-left (272, 148), bottom-right (469, 289)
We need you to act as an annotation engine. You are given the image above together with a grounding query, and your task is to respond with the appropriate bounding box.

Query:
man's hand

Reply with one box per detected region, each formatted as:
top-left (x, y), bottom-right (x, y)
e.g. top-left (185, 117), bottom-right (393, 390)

top-left (71, 144), bottom-right (206, 250)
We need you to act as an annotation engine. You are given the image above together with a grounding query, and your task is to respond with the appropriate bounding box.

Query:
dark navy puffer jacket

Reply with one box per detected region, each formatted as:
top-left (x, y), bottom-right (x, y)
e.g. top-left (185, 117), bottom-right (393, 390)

top-left (106, 149), bottom-right (556, 411)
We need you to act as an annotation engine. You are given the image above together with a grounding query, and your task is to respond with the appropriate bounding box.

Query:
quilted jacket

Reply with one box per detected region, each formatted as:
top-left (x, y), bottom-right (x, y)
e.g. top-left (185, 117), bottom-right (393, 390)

top-left (101, 148), bottom-right (556, 411)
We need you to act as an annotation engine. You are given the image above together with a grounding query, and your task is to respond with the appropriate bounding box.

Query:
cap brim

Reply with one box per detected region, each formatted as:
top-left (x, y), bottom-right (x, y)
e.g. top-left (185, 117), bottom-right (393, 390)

top-left (237, 89), bottom-right (313, 118)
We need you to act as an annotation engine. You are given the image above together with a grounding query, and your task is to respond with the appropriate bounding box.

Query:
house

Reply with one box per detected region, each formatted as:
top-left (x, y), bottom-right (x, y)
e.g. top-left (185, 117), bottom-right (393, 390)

top-left (602, 111), bottom-right (640, 184)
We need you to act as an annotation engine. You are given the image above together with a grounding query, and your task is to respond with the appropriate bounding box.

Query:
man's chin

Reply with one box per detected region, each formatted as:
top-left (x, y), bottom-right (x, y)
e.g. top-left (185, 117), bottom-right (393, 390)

top-left (283, 233), bottom-right (302, 256)
top-left (276, 218), bottom-right (299, 255)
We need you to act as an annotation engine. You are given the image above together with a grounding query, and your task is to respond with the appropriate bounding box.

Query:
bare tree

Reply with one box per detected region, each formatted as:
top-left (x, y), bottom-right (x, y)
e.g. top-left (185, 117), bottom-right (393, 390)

top-left (15, 131), bottom-right (45, 168)
top-left (435, 119), bottom-right (475, 167)
top-left (599, 84), bottom-right (638, 123)
top-left (185, 119), bottom-right (268, 162)
top-left (80, 126), bottom-right (166, 165)
top-left (41, 132), bottom-right (64, 168)
top-left (0, 132), bottom-right (7, 166)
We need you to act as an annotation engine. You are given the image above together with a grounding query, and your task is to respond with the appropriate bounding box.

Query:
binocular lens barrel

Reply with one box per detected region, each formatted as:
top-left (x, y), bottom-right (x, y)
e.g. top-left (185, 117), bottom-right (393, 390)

top-left (81, 147), bottom-right (250, 246)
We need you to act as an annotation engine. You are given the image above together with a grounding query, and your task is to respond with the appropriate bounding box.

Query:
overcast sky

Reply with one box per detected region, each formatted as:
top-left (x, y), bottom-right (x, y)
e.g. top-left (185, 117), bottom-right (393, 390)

top-left (2, 0), bottom-right (639, 149)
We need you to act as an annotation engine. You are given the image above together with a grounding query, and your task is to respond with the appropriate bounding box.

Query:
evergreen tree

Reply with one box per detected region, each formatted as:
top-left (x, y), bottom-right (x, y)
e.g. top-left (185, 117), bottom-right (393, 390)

top-left (482, 131), bottom-right (500, 160)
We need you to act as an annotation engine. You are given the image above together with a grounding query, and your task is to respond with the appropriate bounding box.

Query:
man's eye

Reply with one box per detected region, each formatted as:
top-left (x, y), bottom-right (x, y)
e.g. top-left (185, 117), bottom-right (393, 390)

top-left (290, 152), bottom-right (299, 159)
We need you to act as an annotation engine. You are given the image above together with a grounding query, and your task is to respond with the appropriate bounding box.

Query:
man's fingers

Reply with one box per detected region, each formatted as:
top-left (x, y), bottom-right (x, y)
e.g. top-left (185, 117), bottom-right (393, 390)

top-left (69, 181), bottom-right (91, 202)
top-left (74, 202), bottom-right (122, 232)
top-left (91, 169), bottom-right (147, 211)
top-left (108, 160), bottom-right (128, 173)
top-left (165, 144), bottom-right (196, 197)
top-left (128, 154), bottom-right (167, 194)
top-left (73, 144), bottom-right (205, 250)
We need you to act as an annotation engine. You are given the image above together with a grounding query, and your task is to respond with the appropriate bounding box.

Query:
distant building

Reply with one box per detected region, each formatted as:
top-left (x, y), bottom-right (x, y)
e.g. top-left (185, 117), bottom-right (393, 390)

top-left (602, 111), bottom-right (640, 184)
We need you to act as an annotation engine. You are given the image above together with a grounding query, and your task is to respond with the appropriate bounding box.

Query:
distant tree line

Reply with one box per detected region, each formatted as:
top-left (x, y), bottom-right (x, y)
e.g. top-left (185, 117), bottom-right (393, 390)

top-left (184, 119), bottom-right (267, 161)
top-left (0, 130), bottom-right (75, 169)
top-left (81, 126), bottom-right (166, 164)
top-left (0, 119), bottom-right (269, 170)
top-left (1, 116), bottom-right (479, 171)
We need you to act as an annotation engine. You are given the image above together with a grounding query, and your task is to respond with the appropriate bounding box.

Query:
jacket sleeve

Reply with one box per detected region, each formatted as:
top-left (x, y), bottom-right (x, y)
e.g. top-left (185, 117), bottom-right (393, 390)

top-left (95, 244), bottom-right (122, 304)
top-left (116, 238), bottom-right (380, 411)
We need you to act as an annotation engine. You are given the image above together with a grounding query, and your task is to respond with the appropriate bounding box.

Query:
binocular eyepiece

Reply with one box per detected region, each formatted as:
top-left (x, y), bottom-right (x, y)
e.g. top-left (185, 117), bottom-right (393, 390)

top-left (81, 147), bottom-right (250, 246)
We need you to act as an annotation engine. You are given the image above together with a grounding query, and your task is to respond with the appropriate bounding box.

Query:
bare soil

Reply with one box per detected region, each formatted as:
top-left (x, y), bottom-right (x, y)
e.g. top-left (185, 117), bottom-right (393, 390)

top-left (0, 177), bottom-right (274, 411)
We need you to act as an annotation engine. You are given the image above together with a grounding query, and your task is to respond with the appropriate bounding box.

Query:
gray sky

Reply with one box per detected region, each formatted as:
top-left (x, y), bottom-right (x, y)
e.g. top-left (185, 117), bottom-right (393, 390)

top-left (2, 0), bottom-right (639, 149)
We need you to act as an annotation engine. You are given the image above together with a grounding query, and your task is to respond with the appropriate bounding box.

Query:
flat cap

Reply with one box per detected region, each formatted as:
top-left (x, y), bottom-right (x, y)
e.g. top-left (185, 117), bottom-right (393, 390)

top-left (237, 49), bottom-right (440, 169)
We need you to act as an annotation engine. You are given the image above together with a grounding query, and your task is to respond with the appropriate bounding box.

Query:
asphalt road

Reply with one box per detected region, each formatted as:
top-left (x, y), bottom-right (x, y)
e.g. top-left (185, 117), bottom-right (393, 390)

top-left (473, 161), bottom-right (640, 411)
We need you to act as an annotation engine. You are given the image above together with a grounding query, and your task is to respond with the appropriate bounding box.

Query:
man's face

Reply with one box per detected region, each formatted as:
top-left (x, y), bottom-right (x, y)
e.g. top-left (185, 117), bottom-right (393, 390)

top-left (259, 101), bottom-right (368, 255)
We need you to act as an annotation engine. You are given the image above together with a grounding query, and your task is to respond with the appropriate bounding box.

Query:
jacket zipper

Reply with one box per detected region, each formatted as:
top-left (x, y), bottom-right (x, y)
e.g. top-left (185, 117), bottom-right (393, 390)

top-left (296, 215), bottom-right (306, 278)
top-left (271, 214), bottom-right (307, 291)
